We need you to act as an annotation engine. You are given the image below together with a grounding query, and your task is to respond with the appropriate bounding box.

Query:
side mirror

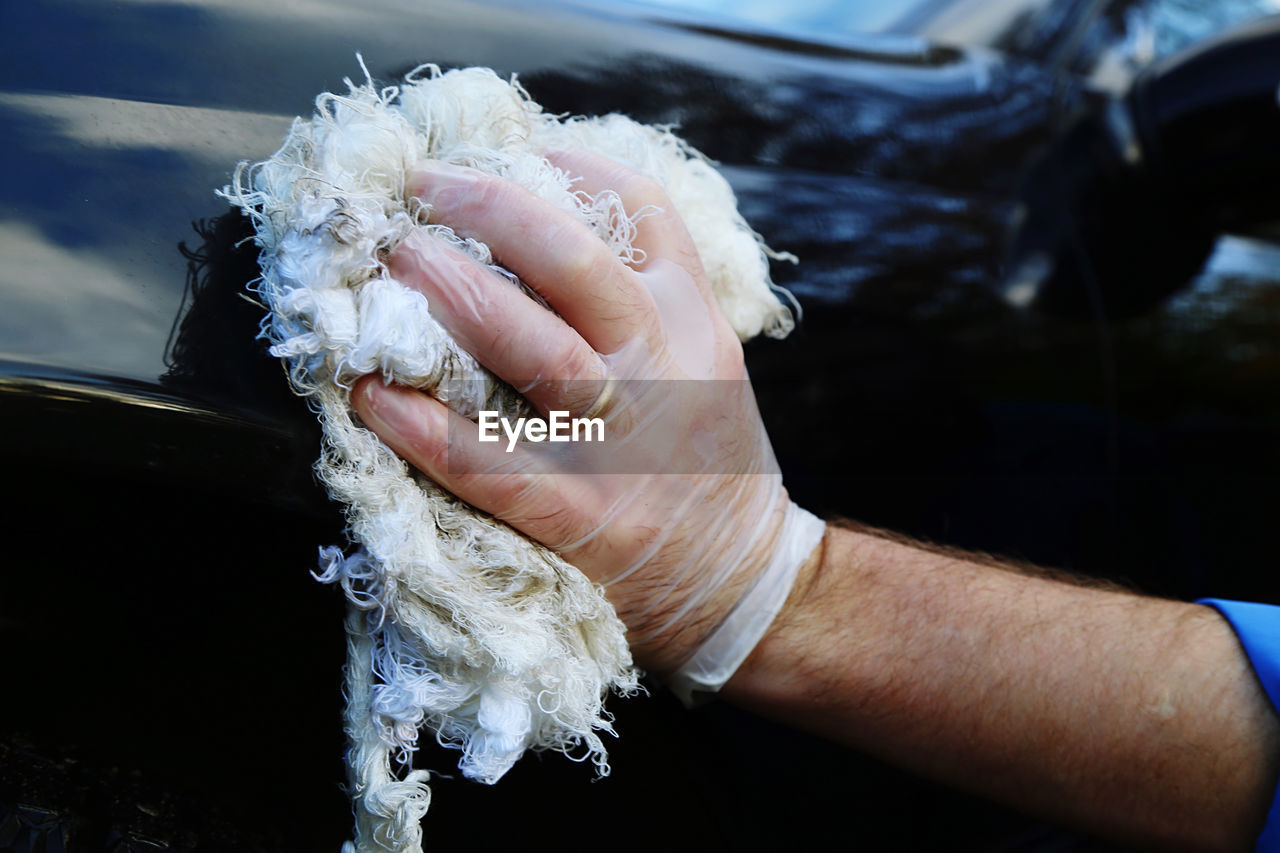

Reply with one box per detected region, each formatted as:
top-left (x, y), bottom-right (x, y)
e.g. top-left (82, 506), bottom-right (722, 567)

top-left (1006, 15), bottom-right (1280, 319)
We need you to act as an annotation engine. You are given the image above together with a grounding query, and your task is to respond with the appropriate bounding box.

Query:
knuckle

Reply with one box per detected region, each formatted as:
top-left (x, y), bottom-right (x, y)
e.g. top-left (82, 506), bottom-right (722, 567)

top-left (483, 326), bottom-right (525, 374)
top-left (617, 172), bottom-right (668, 211)
top-left (529, 347), bottom-right (604, 412)
top-left (547, 343), bottom-right (602, 382)
top-left (485, 472), bottom-right (530, 508)
top-left (423, 434), bottom-right (452, 476)
top-left (628, 300), bottom-right (663, 341)
top-left (458, 174), bottom-right (509, 221)
top-left (587, 269), bottom-right (657, 328)
top-left (551, 225), bottom-right (611, 285)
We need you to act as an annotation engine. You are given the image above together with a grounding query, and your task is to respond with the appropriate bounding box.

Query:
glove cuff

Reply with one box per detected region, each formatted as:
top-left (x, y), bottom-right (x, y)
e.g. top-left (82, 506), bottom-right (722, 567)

top-left (666, 503), bottom-right (825, 706)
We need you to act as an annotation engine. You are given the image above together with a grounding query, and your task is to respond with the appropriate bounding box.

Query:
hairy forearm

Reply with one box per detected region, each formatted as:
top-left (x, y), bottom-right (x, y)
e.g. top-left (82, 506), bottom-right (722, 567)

top-left (724, 523), bottom-right (1280, 850)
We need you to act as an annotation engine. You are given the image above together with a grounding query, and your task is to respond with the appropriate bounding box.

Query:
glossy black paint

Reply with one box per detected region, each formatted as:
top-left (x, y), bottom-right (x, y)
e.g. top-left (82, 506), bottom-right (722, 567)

top-left (4, 0), bottom-right (1280, 849)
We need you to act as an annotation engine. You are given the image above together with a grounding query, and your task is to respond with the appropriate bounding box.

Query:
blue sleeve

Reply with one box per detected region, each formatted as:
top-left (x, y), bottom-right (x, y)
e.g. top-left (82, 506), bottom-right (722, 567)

top-left (1199, 598), bottom-right (1280, 852)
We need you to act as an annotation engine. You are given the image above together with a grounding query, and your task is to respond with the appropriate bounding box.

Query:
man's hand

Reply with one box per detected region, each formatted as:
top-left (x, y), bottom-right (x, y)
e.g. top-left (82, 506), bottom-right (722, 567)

top-left (351, 151), bottom-right (806, 673)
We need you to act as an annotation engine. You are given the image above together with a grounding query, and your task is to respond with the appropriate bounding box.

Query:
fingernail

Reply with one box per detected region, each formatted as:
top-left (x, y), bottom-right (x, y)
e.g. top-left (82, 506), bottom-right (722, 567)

top-left (407, 160), bottom-right (481, 210)
top-left (356, 379), bottom-right (414, 439)
top-left (387, 228), bottom-right (444, 275)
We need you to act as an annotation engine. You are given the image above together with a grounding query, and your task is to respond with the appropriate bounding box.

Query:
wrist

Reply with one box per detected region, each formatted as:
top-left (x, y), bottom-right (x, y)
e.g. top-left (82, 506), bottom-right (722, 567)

top-left (615, 479), bottom-right (786, 673)
top-left (721, 520), bottom-right (845, 710)
top-left (660, 499), bottom-right (826, 701)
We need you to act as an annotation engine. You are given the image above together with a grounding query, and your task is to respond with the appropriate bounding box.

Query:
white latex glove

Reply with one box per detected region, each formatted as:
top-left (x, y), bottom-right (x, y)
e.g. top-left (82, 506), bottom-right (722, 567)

top-left (352, 150), bottom-right (825, 699)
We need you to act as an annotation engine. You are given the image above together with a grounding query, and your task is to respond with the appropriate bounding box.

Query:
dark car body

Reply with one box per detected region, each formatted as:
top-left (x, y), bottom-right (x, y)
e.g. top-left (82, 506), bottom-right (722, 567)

top-left (4, 0), bottom-right (1280, 849)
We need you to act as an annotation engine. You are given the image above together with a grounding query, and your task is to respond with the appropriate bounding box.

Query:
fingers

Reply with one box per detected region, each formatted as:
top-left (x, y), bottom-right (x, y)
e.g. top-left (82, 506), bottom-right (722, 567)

top-left (394, 153), bottom-right (717, 413)
top-left (352, 377), bottom-right (596, 549)
top-left (387, 230), bottom-right (608, 415)
top-left (405, 162), bottom-right (657, 354)
top-left (543, 149), bottom-right (706, 281)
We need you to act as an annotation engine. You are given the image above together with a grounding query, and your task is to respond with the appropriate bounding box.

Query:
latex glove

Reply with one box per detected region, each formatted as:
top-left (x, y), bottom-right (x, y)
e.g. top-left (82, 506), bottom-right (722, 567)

top-left (352, 151), bottom-right (825, 699)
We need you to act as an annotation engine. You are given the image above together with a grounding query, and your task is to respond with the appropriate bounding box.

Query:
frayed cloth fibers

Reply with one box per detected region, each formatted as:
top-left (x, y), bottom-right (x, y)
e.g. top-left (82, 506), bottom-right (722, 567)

top-left (223, 62), bottom-right (795, 853)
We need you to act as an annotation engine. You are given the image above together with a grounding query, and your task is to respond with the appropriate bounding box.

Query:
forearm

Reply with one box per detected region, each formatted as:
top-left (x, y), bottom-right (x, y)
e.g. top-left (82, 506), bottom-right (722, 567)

top-left (724, 523), bottom-right (1280, 851)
